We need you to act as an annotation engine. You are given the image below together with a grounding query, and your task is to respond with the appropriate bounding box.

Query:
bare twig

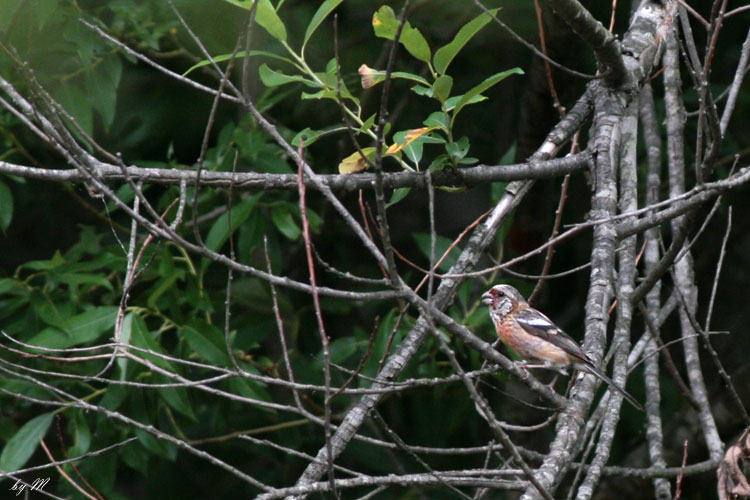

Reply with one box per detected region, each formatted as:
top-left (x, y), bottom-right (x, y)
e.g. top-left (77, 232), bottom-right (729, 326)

top-left (297, 140), bottom-right (338, 499)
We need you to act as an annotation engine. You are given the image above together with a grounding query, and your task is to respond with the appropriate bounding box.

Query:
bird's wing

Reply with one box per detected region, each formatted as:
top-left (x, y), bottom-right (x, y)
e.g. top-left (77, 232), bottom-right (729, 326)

top-left (513, 307), bottom-right (588, 362)
top-left (515, 308), bottom-right (644, 411)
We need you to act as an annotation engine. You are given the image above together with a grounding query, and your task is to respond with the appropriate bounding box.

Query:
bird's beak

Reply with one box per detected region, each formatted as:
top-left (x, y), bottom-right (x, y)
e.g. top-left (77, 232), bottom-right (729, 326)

top-left (481, 291), bottom-right (493, 305)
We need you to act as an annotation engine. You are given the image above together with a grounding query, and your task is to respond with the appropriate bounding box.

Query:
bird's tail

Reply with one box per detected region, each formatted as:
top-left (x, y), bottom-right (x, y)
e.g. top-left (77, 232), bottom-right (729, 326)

top-left (581, 362), bottom-right (643, 411)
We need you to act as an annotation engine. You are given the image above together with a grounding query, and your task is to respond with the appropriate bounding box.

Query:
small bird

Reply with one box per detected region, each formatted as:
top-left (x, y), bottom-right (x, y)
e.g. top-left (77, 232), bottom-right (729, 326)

top-left (481, 284), bottom-right (642, 410)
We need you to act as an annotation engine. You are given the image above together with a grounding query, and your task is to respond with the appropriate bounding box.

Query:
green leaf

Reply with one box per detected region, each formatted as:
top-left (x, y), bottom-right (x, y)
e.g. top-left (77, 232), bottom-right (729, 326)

top-left (413, 233), bottom-right (462, 272)
top-left (182, 50), bottom-right (294, 77)
top-left (386, 187), bottom-right (411, 207)
top-left (117, 313), bottom-right (133, 379)
top-left (410, 84), bottom-right (433, 97)
top-left (423, 111), bottom-right (450, 131)
top-left (452, 68), bottom-right (523, 124)
top-left (0, 379), bottom-right (47, 403)
top-left (205, 195), bottom-right (260, 252)
top-left (403, 140), bottom-right (423, 164)
top-left (433, 9), bottom-right (499, 75)
top-left (0, 412), bottom-right (54, 472)
top-left (53, 272), bottom-right (113, 291)
top-left (318, 337), bottom-right (359, 365)
top-left (360, 114), bottom-right (376, 134)
top-left (238, 210), bottom-right (266, 262)
top-left (400, 26), bottom-right (431, 64)
top-left (34, 300), bottom-right (73, 331)
top-left (447, 136), bottom-right (470, 162)
top-left (228, 377), bottom-right (275, 413)
top-left (301, 89), bottom-right (349, 101)
top-left (135, 429), bottom-right (176, 460)
top-left (85, 54), bottom-right (122, 131)
top-left (372, 6), bottom-right (431, 64)
top-left (292, 127), bottom-right (329, 147)
top-left (399, 130), bottom-right (445, 164)
top-left (372, 6), bottom-right (401, 39)
top-left (259, 64), bottom-right (318, 88)
top-left (221, 0), bottom-right (287, 42)
top-left (146, 271), bottom-right (185, 309)
top-left (445, 93), bottom-right (486, 111)
top-left (428, 154), bottom-right (451, 172)
top-left (182, 320), bottom-right (231, 367)
top-left (158, 381), bottom-right (196, 421)
top-left (54, 84), bottom-right (93, 136)
top-left (362, 309), bottom-right (401, 378)
top-left (66, 411), bottom-right (91, 458)
top-left (271, 205), bottom-right (301, 240)
top-left (432, 75), bottom-right (453, 103)
top-left (100, 385), bottom-right (127, 411)
top-left (0, 278), bottom-right (22, 295)
top-left (129, 313), bottom-right (175, 372)
top-left (303, 0), bottom-right (344, 50)
top-left (23, 251), bottom-right (65, 271)
top-left (120, 438), bottom-right (148, 474)
top-left (27, 306), bottom-right (118, 349)
top-left (0, 180), bottom-right (13, 232)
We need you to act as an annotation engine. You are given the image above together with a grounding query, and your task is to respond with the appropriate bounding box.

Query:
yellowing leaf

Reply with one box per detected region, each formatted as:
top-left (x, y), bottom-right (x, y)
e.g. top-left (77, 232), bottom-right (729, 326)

top-left (338, 147), bottom-right (376, 174)
top-left (372, 6), bottom-right (431, 64)
top-left (386, 127), bottom-right (436, 154)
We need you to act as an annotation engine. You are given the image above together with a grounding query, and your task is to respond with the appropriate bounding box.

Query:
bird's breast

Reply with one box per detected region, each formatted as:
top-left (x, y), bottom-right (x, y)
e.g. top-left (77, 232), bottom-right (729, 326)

top-left (497, 318), bottom-right (572, 366)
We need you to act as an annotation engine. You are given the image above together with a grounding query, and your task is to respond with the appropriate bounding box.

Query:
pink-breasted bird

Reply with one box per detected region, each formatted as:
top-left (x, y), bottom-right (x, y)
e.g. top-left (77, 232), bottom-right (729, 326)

top-left (481, 284), bottom-right (642, 410)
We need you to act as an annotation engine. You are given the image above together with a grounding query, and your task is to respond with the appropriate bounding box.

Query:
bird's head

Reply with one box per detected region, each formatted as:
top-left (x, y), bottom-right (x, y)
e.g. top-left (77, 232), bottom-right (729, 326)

top-left (481, 284), bottom-right (525, 318)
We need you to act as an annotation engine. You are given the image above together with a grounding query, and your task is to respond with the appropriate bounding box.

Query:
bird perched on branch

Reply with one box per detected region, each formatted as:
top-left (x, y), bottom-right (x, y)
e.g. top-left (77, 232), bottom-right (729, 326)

top-left (481, 284), bottom-right (642, 411)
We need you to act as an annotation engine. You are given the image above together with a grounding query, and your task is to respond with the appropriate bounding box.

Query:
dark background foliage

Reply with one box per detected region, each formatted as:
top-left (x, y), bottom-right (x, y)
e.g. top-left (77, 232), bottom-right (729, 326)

top-left (0, 0), bottom-right (749, 498)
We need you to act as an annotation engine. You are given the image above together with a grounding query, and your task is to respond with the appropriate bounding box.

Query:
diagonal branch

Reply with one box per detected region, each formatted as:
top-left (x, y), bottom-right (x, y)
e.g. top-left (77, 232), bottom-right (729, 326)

top-left (543, 0), bottom-right (628, 86)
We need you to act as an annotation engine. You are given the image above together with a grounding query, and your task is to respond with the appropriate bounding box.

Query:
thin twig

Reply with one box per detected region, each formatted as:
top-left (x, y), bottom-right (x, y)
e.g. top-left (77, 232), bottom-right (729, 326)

top-left (297, 140), bottom-right (338, 499)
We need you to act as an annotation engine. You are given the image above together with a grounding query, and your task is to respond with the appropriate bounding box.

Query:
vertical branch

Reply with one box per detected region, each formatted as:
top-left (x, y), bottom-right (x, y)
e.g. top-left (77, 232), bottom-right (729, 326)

top-left (96, 181), bottom-right (175, 381)
top-left (639, 82), bottom-right (672, 500)
top-left (264, 236), bottom-right (304, 411)
top-left (371, 1), bottom-right (411, 286)
top-left (296, 143), bottom-right (337, 499)
top-left (577, 93), bottom-right (639, 500)
top-left (224, 151), bottom-right (241, 372)
top-left (703, 0), bottom-right (729, 76)
top-left (528, 0), bottom-right (576, 304)
top-left (520, 77), bottom-right (624, 500)
top-left (664, 32), bottom-right (724, 460)
top-left (608, 0), bottom-right (618, 32)
top-left (532, 0), bottom-right (565, 115)
top-left (426, 171), bottom-right (436, 304)
top-left (240, 0), bottom-right (259, 102)
top-left (704, 208), bottom-right (730, 333)
top-left (190, 39), bottom-right (240, 245)
top-left (115, 183), bottom-right (141, 345)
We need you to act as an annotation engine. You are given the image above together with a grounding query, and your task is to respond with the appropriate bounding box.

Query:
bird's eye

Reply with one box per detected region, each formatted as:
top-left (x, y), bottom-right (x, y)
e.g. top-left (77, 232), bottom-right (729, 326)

top-left (496, 290), bottom-right (505, 297)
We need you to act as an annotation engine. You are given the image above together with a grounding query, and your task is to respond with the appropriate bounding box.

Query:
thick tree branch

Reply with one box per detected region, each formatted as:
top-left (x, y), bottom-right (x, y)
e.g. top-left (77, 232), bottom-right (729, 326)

top-left (0, 154), bottom-right (590, 192)
top-left (543, 0), bottom-right (628, 86)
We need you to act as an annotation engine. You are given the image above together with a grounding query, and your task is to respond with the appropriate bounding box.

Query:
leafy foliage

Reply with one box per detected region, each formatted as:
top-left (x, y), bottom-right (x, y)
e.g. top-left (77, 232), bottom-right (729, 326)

top-left (0, 2), bottom-right (515, 495)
